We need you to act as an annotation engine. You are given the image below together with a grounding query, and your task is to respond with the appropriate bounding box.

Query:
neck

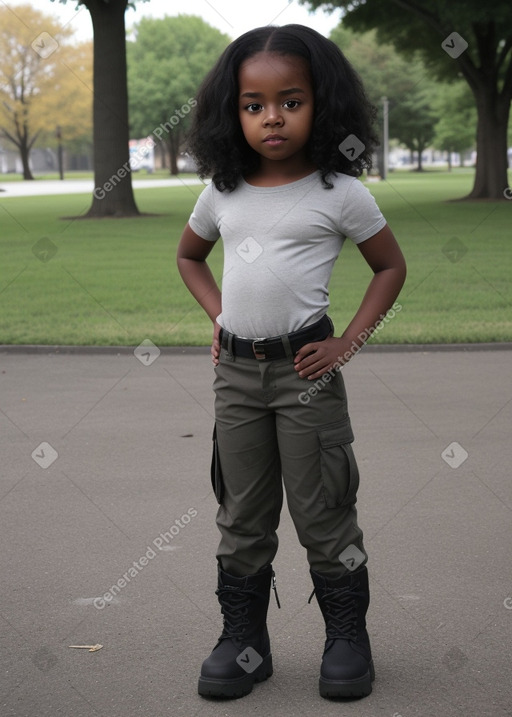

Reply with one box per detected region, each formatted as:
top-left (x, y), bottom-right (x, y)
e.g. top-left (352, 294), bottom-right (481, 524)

top-left (245, 156), bottom-right (317, 187)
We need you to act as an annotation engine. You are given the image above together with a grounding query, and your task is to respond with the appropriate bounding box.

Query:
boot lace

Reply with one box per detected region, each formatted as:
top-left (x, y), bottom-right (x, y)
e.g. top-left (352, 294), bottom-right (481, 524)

top-left (217, 586), bottom-right (252, 640)
top-left (309, 584), bottom-right (358, 641)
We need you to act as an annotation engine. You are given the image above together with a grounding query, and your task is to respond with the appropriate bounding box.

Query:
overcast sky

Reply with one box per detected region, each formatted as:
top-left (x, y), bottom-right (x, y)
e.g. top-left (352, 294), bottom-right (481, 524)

top-left (3, 0), bottom-right (342, 41)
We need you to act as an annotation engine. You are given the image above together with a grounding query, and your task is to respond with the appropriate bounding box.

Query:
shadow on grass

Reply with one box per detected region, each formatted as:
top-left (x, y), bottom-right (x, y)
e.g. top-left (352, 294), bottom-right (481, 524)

top-left (60, 212), bottom-right (161, 220)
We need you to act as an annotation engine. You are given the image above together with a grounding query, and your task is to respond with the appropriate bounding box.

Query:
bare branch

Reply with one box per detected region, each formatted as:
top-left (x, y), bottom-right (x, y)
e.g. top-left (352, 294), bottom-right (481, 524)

top-left (0, 126), bottom-right (21, 148)
top-left (387, 0), bottom-right (447, 36)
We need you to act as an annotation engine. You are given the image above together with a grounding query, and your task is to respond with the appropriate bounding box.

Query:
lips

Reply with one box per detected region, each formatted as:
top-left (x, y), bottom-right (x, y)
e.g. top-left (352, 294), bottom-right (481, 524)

top-left (263, 134), bottom-right (286, 143)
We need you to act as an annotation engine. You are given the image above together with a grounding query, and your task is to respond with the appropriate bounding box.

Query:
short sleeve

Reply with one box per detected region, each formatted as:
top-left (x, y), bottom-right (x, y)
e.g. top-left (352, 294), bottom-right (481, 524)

top-left (339, 179), bottom-right (387, 244)
top-left (188, 182), bottom-right (220, 242)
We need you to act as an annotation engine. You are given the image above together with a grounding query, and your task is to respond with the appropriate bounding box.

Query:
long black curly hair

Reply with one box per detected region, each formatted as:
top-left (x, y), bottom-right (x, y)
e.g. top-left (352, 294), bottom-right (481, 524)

top-left (187, 24), bottom-right (378, 192)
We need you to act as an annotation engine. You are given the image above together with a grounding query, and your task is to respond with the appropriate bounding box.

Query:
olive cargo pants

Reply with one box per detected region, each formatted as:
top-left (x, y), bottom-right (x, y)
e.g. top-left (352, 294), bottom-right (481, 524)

top-left (211, 343), bottom-right (368, 578)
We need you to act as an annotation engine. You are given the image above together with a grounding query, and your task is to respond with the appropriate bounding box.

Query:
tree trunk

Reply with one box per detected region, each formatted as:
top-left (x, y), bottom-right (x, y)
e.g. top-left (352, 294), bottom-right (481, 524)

top-left (447, 151), bottom-right (452, 171)
top-left (416, 146), bottom-right (424, 171)
top-left (167, 131), bottom-right (180, 175)
top-left (159, 141), bottom-right (167, 169)
top-left (467, 87), bottom-right (510, 199)
top-left (20, 139), bottom-right (33, 180)
top-left (83, 0), bottom-right (140, 217)
top-left (15, 120), bottom-right (34, 179)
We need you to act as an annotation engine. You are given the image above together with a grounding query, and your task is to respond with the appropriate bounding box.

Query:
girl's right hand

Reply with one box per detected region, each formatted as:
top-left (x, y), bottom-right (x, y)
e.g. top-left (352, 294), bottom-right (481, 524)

top-left (211, 321), bottom-right (221, 366)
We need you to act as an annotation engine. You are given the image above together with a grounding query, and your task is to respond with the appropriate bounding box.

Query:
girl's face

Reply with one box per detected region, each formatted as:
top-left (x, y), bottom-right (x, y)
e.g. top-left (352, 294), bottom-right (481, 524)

top-left (238, 52), bottom-right (314, 173)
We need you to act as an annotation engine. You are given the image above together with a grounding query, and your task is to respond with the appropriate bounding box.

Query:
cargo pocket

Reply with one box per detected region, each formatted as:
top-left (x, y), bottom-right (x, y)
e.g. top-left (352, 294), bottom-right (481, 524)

top-left (210, 425), bottom-right (224, 504)
top-left (318, 417), bottom-right (359, 509)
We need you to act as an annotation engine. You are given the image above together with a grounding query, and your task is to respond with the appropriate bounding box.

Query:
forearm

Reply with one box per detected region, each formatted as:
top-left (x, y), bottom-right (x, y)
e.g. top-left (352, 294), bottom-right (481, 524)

top-left (294, 226), bottom-right (406, 379)
top-left (339, 266), bottom-right (404, 352)
top-left (177, 257), bottom-right (221, 323)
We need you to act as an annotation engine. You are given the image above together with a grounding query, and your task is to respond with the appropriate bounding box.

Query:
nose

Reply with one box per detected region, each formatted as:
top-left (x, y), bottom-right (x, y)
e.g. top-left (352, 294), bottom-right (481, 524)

top-left (263, 106), bottom-right (283, 127)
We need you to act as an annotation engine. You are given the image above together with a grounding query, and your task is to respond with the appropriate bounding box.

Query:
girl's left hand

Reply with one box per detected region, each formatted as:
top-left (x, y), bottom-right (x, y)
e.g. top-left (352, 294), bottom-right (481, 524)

top-left (211, 321), bottom-right (221, 366)
top-left (293, 336), bottom-right (354, 379)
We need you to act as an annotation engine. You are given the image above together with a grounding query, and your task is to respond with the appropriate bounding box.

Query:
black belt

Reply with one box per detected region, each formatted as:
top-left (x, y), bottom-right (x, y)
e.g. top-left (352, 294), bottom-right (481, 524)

top-left (219, 315), bottom-right (333, 361)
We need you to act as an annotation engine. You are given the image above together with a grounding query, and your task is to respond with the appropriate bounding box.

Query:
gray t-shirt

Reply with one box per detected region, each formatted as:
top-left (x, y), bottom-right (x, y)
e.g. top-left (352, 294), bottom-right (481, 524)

top-left (188, 171), bottom-right (386, 337)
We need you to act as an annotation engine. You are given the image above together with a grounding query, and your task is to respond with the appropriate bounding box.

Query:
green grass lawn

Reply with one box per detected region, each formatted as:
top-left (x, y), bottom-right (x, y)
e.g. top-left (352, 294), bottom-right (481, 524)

top-left (0, 169), bottom-right (510, 345)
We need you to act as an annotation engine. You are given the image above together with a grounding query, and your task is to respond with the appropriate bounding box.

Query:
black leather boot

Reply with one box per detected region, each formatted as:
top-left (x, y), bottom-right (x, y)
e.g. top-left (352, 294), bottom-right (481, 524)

top-left (198, 563), bottom-right (276, 698)
top-left (309, 566), bottom-right (374, 699)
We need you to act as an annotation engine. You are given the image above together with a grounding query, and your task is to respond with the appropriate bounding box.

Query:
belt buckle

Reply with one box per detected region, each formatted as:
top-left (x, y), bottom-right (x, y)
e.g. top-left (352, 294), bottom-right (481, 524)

top-left (252, 339), bottom-right (266, 360)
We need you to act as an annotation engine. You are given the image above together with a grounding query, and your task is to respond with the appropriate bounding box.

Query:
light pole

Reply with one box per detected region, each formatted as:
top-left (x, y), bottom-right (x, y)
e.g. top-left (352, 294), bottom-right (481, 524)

top-left (56, 125), bottom-right (64, 180)
top-left (381, 96), bottom-right (389, 180)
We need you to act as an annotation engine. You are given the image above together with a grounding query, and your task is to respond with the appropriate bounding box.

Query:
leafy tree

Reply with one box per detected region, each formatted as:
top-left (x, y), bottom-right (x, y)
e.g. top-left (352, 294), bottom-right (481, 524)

top-left (330, 26), bottom-right (437, 170)
top-left (303, 0), bottom-right (512, 199)
top-left (330, 26), bottom-right (411, 107)
top-left (127, 15), bottom-right (230, 175)
top-left (36, 41), bottom-right (93, 159)
top-left (54, 0), bottom-right (150, 217)
top-left (389, 74), bottom-right (438, 171)
top-left (0, 4), bottom-right (77, 179)
top-left (431, 82), bottom-right (476, 168)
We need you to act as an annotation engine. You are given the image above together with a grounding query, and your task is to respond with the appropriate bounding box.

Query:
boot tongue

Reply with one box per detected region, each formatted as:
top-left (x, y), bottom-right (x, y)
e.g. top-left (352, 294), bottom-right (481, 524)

top-left (219, 570), bottom-right (247, 587)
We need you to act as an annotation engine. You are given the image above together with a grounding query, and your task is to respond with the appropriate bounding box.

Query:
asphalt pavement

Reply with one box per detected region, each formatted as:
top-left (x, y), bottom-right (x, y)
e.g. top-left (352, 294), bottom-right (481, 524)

top-left (1, 344), bottom-right (511, 717)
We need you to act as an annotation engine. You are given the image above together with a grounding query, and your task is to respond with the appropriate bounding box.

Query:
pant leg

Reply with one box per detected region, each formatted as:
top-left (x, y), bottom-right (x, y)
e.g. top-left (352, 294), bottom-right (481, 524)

top-left (270, 359), bottom-right (367, 577)
top-left (212, 349), bottom-right (284, 576)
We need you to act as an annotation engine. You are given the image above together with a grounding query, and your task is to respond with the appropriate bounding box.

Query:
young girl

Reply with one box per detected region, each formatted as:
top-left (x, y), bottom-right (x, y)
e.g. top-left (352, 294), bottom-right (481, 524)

top-left (177, 24), bottom-right (406, 701)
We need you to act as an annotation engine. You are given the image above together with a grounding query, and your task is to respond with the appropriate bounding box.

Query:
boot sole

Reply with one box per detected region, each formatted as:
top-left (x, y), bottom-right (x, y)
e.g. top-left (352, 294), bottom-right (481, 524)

top-left (319, 659), bottom-right (375, 699)
top-left (198, 654), bottom-right (273, 699)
